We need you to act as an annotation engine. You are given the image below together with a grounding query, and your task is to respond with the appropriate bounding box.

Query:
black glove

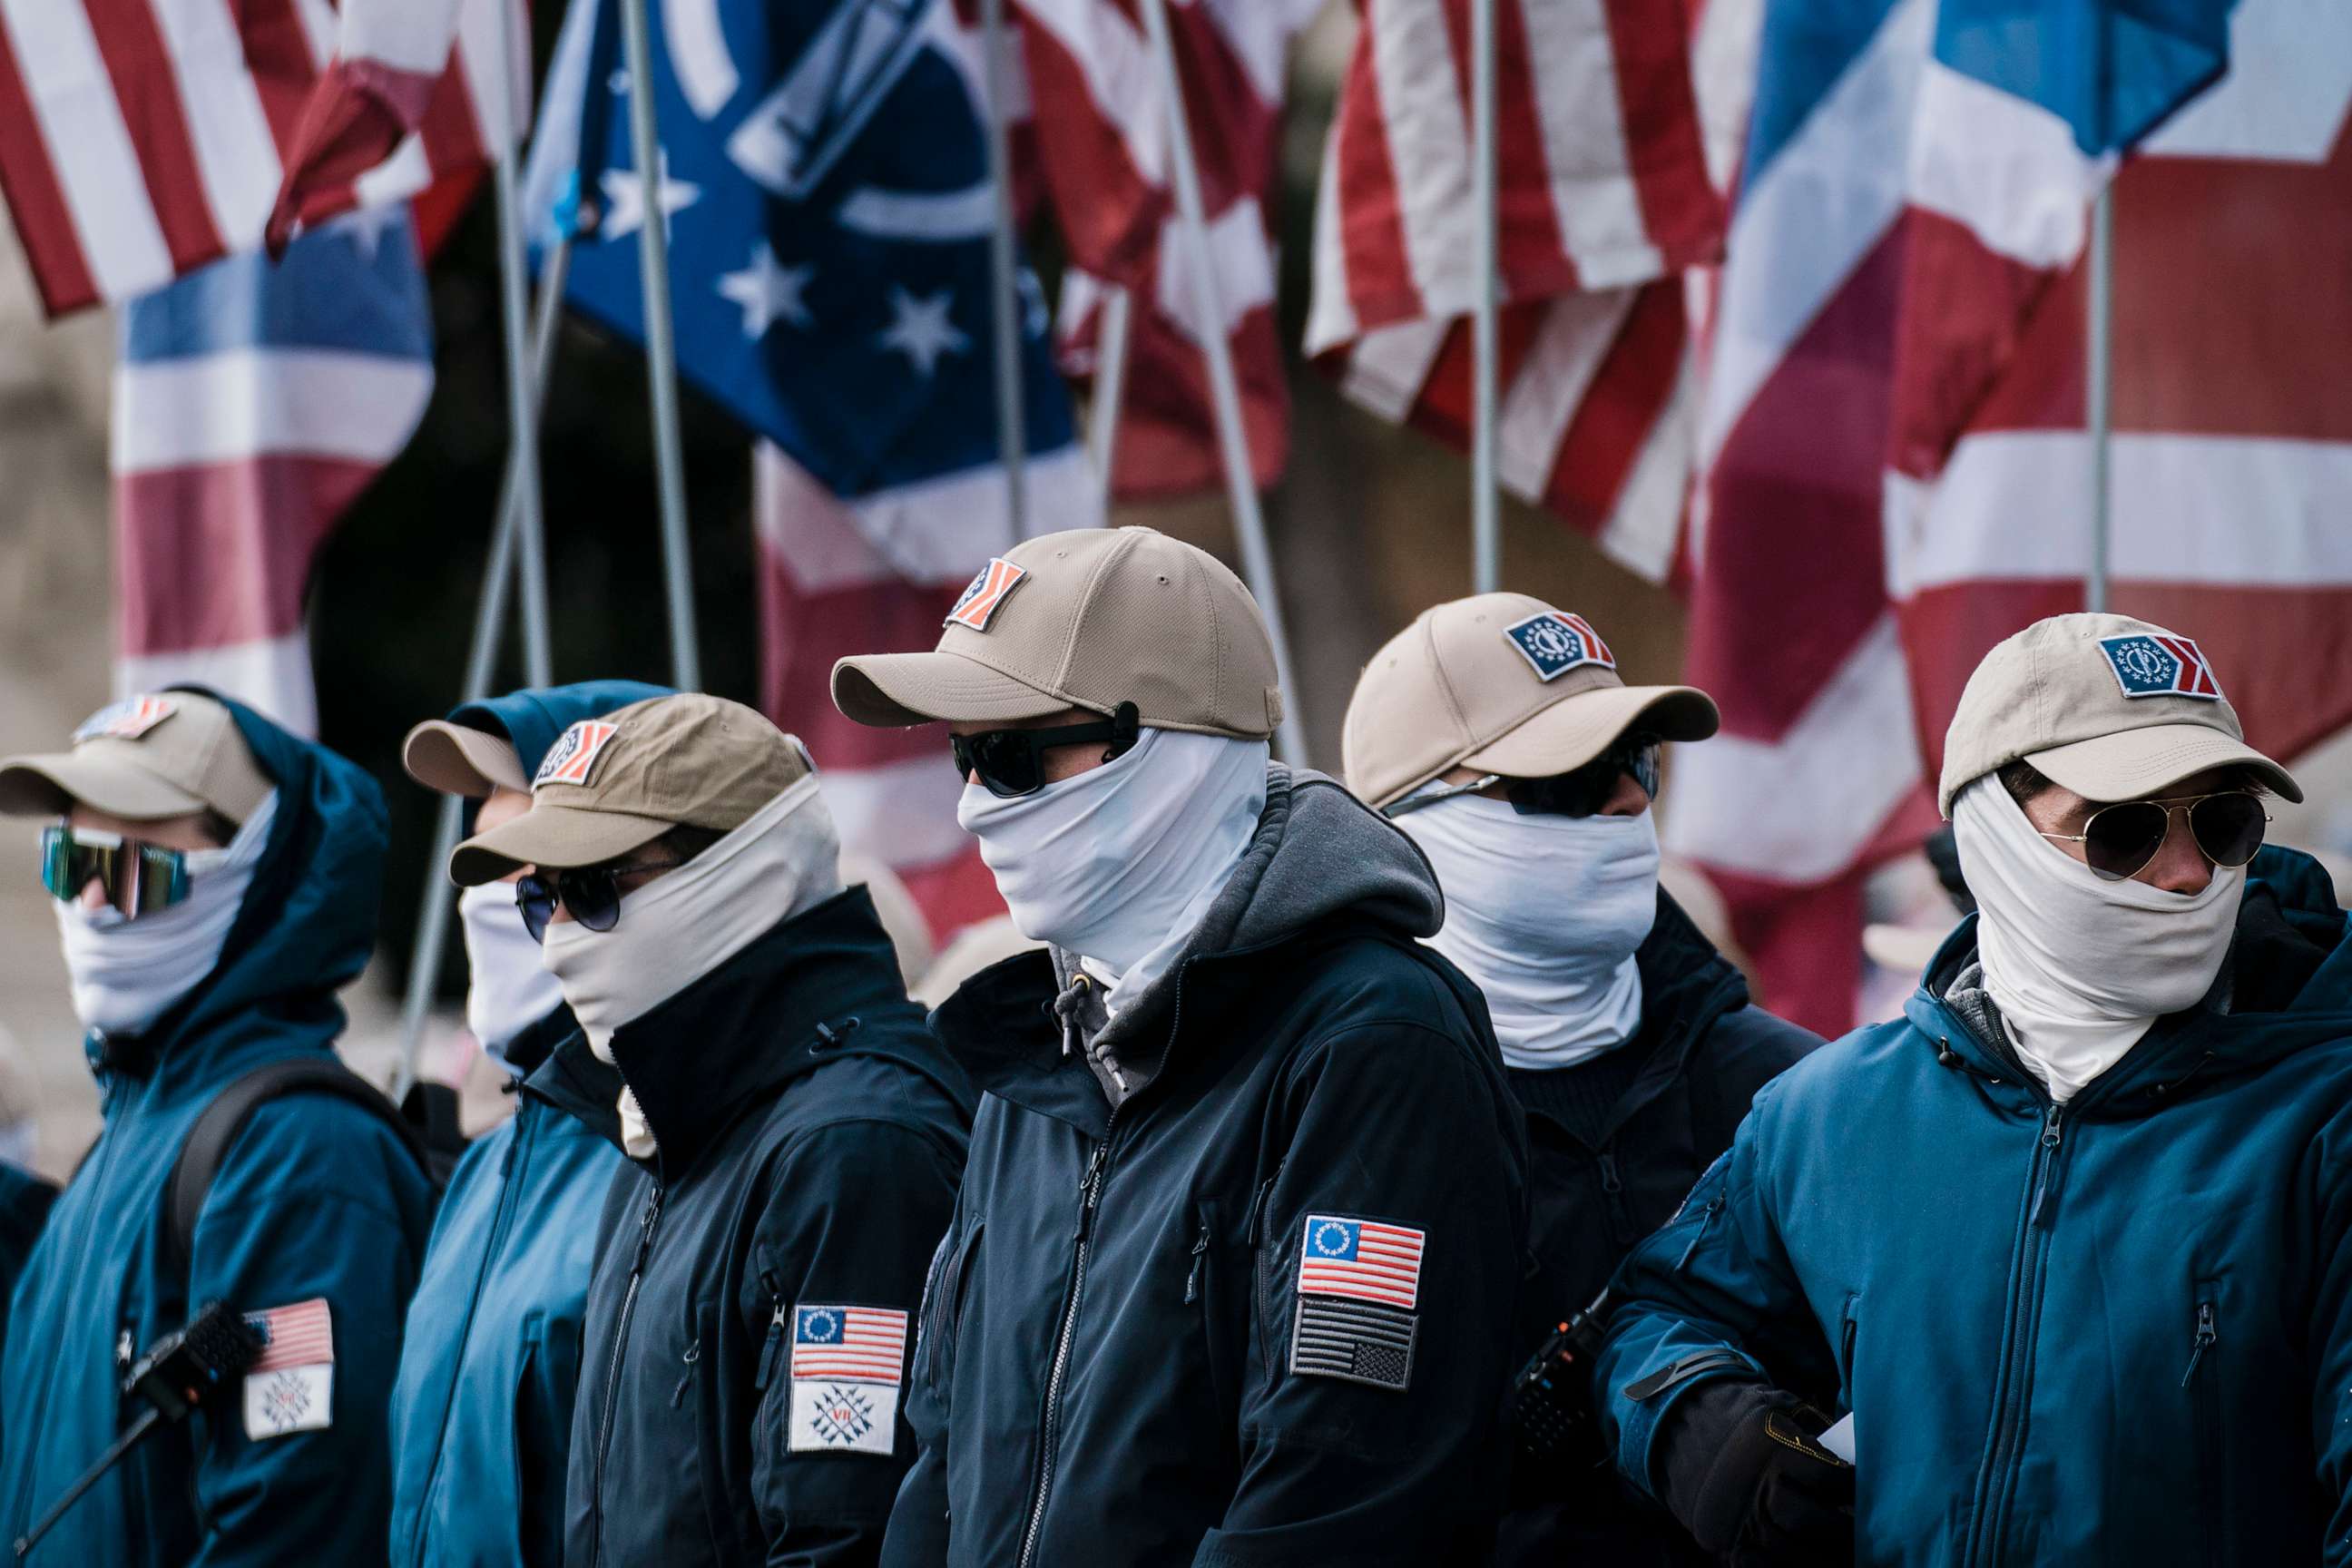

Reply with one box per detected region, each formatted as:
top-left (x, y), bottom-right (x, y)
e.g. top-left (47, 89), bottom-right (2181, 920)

top-left (1657, 1379), bottom-right (1854, 1565)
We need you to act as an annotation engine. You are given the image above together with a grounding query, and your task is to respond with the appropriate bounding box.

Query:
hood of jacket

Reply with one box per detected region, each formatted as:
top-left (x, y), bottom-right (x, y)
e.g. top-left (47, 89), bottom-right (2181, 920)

top-left (445, 680), bottom-right (673, 795)
top-left (93, 687), bottom-right (387, 1086)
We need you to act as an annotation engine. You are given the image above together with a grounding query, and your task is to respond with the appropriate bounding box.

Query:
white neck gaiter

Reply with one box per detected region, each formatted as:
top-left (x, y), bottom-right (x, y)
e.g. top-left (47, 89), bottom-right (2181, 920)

top-left (541, 774), bottom-right (843, 1158)
top-left (1396, 792), bottom-right (1657, 1069)
top-left (956, 727), bottom-right (1267, 1016)
top-left (54, 790), bottom-right (279, 1037)
top-left (459, 882), bottom-right (567, 1073)
top-left (1952, 776), bottom-right (2244, 1102)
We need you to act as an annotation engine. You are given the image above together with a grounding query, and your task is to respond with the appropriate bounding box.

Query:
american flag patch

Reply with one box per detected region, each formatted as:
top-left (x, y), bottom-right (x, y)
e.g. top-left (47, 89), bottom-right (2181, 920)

top-left (246, 1298), bottom-right (334, 1371)
top-left (73, 696), bottom-right (178, 743)
top-left (1297, 1215), bottom-right (1425, 1309)
top-left (534, 721), bottom-right (621, 789)
top-left (242, 1298), bottom-right (334, 1440)
top-left (1291, 1294), bottom-right (1418, 1391)
top-left (788, 1305), bottom-right (907, 1455)
top-left (945, 558), bottom-right (1027, 632)
top-left (1289, 1215), bottom-right (1424, 1393)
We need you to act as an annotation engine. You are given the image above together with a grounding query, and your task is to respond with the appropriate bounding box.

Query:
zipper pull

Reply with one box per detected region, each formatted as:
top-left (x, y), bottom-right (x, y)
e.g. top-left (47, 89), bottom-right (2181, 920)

top-left (2181, 1301), bottom-right (2217, 1387)
top-left (2029, 1108), bottom-right (2066, 1228)
top-left (671, 1338), bottom-right (700, 1407)
top-left (1073, 1142), bottom-right (1110, 1241)
top-left (630, 1187), bottom-right (664, 1277)
top-left (1597, 1151), bottom-right (1622, 1195)
top-left (1674, 1197), bottom-right (1725, 1272)
top-left (1184, 1225), bottom-right (1210, 1304)
top-left (756, 1303), bottom-right (789, 1391)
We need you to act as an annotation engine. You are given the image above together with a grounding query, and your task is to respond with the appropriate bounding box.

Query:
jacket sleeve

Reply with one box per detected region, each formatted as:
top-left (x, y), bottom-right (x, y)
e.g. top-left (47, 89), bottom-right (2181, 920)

top-left (1592, 1083), bottom-right (1829, 1504)
top-left (748, 1119), bottom-right (963, 1568)
top-left (1191, 1021), bottom-right (1526, 1568)
top-left (183, 1096), bottom-right (435, 1568)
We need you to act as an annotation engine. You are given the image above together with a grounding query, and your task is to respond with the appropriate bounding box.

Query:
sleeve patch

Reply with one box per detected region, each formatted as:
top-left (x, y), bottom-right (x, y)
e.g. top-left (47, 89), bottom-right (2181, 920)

top-left (1290, 1295), bottom-right (1417, 1391)
top-left (1289, 1215), bottom-right (1425, 1391)
top-left (241, 1298), bottom-right (334, 1439)
top-left (1296, 1214), bottom-right (1424, 1309)
top-left (786, 1304), bottom-right (906, 1455)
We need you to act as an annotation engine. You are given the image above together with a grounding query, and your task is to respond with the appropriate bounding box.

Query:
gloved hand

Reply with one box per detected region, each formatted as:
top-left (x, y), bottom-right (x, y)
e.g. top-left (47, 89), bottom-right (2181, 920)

top-left (1656, 1379), bottom-right (1854, 1565)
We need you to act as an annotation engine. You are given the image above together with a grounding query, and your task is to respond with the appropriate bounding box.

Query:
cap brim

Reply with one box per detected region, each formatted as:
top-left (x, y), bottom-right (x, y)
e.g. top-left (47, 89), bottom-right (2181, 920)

top-left (447, 802), bottom-right (674, 887)
top-left (2027, 722), bottom-right (2301, 806)
top-left (404, 720), bottom-right (529, 799)
top-left (0, 752), bottom-right (208, 820)
top-left (1458, 685), bottom-right (1720, 787)
top-left (831, 651), bottom-right (1074, 728)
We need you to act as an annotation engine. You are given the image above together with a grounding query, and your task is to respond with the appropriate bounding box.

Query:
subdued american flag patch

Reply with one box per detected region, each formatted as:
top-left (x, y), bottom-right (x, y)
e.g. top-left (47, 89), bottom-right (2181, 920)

top-left (241, 1298), bottom-right (334, 1440)
top-left (1289, 1215), bottom-right (1425, 1391)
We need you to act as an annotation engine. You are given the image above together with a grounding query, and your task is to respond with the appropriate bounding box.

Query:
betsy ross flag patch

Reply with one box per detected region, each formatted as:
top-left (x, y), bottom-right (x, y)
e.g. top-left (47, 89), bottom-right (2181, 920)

top-left (242, 1298), bottom-right (334, 1440)
top-left (2099, 633), bottom-right (2223, 701)
top-left (73, 696), bottom-right (178, 743)
top-left (787, 1304), bottom-right (907, 1455)
top-left (534, 720), bottom-right (621, 789)
top-left (946, 558), bottom-right (1027, 632)
top-left (1290, 1215), bottom-right (1426, 1391)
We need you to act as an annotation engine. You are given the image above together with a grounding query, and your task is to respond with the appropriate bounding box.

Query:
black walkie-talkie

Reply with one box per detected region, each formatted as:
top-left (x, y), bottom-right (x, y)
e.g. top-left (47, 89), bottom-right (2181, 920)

top-left (14, 1302), bottom-right (264, 1560)
top-left (1511, 1291), bottom-right (1611, 1470)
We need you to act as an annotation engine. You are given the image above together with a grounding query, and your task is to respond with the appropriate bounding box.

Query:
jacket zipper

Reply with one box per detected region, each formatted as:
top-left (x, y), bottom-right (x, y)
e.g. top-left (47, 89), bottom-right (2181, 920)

top-left (1014, 1112), bottom-right (1120, 1568)
top-left (1965, 1102), bottom-right (2065, 1567)
top-left (2186, 1298), bottom-right (2220, 1563)
top-left (587, 1182), bottom-right (664, 1567)
top-left (1672, 1195), bottom-right (1725, 1272)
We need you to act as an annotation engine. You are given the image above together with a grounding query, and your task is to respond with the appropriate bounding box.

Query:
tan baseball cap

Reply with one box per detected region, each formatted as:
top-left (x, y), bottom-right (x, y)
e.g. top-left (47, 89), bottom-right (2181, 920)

top-left (0, 691), bottom-right (272, 824)
top-left (402, 720), bottom-right (530, 799)
top-left (447, 693), bottom-right (814, 885)
top-left (830, 527), bottom-right (1283, 739)
top-left (1342, 593), bottom-right (1719, 809)
top-left (1937, 612), bottom-right (2299, 815)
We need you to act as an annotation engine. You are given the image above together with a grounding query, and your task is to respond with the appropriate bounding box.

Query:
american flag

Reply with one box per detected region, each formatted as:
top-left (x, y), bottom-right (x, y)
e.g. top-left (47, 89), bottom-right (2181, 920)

top-left (791, 1304), bottom-right (909, 1386)
top-left (0, 0), bottom-right (514, 318)
top-left (112, 208), bottom-right (434, 738)
top-left (246, 1298), bottom-right (335, 1372)
top-left (1297, 1215), bottom-right (1425, 1311)
top-left (1304, 0), bottom-right (1749, 581)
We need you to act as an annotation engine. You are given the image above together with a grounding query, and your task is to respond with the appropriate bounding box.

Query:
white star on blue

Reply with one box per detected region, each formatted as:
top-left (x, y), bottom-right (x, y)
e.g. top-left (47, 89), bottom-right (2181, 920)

top-left (718, 243), bottom-right (815, 338)
top-left (877, 286), bottom-right (969, 377)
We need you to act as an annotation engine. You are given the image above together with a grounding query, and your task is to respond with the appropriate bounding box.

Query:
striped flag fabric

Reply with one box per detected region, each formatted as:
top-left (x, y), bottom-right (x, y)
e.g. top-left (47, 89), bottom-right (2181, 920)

top-left (1296, 1215), bottom-right (1426, 1310)
top-left (0, 0), bottom-right (515, 318)
top-left (1303, 0), bottom-right (1743, 581)
top-left (790, 1304), bottom-right (910, 1385)
top-left (113, 208), bottom-right (435, 738)
top-left (247, 1298), bottom-right (335, 1372)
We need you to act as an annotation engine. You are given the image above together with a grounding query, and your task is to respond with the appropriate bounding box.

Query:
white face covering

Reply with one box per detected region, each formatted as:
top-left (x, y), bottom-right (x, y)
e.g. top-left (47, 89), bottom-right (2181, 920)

top-left (956, 726), bottom-right (1268, 1014)
top-left (459, 882), bottom-right (567, 1073)
top-left (1396, 791), bottom-right (1658, 1069)
top-left (1952, 776), bottom-right (2245, 1102)
top-left (53, 790), bottom-right (279, 1037)
top-left (541, 775), bottom-right (842, 1158)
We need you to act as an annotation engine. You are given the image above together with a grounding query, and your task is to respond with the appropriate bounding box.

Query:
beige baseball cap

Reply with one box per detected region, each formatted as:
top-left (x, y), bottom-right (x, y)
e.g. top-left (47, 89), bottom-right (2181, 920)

top-left (402, 720), bottom-right (530, 799)
top-left (831, 527), bottom-right (1283, 739)
top-left (0, 691), bottom-right (273, 824)
top-left (1342, 593), bottom-right (1719, 809)
top-left (447, 693), bottom-right (814, 886)
top-left (1937, 612), bottom-right (2299, 815)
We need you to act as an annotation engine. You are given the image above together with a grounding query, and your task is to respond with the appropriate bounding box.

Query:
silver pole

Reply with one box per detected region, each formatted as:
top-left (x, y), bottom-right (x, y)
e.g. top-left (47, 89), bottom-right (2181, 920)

top-left (1089, 285), bottom-right (1132, 515)
top-left (618, 0), bottom-right (702, 687)
top-left (491, 1), bottom-right (553, 687)
top-left (1468, 0), bottom-right (1500, 593)
top-left (2086, 182), bottom-right (2113, 614)
top-left (977, 0), bottom-right (1028, 533)
top-left (393, 239), bottom-right (574, 1102)
top-left (1137, 0), bottom-right (1306, 762)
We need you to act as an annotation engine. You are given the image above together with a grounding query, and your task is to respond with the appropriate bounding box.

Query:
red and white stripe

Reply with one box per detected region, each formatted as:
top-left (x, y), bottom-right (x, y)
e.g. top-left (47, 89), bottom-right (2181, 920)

top-left (1305, 0), bottom-right (1737, 582)
top-left (791, 1307), bottom-right (909, 1386)
top-left (248, 1298), bottom-right (335, 1372)
top-left (0, 0), bottom-right (515, 318)
top-left (1297, 1218), bottom-right (1426, 1311)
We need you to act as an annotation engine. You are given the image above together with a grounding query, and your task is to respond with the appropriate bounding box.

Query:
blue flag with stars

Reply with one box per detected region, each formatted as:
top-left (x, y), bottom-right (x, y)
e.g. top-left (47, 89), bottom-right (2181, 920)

top-left (526, 0), bottom-right (1081, 503)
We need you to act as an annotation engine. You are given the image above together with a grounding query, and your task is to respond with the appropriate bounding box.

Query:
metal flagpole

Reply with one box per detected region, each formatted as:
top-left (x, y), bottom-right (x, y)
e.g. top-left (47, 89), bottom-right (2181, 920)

top-left (1137, 0), bottom-right (1306, 763)
top-left (1468, 0), bottom-right (1501, 593)
top-left (617, 0), bottom-right (702, 688)
top-left (1089, 286), bottom-right (1132, 516)
top-left (2085, 182), bottom-right (2114, 614)
top-left (978, 0), bottom-right (1029, 532)
top-left (393, 240), bottom-right (574, 1103)
top-left (493, 0), bottom-right (553, 687)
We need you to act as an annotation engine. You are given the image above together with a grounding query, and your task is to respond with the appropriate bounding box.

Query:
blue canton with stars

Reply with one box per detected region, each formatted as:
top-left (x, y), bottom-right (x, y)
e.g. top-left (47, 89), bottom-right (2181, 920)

top-left (531, 0), bottom-right (1074, 499)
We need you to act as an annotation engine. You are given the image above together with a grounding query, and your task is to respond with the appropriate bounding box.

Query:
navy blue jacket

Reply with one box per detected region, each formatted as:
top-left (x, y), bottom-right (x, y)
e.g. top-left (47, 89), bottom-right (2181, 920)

top-left (0, 691), bottom-right (437, 1568)
top-left (565, 887), bottom-right (974, 1568)
top-left (384, 679), bottom-right (660, 1568)
top-left (1595, 848), bottom-right (2352, 1566)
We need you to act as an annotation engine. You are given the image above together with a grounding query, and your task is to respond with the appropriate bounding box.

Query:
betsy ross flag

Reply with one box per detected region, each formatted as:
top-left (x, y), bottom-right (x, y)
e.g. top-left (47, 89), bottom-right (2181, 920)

top-left (1297, 1215), bottom-right (1425, 1310)
top-left (113, 208), bottom-right (434, 738)
top-left (0, 0), bottom-right (514, 317)
top-left (790, 1304), bottom-right (910, 1384)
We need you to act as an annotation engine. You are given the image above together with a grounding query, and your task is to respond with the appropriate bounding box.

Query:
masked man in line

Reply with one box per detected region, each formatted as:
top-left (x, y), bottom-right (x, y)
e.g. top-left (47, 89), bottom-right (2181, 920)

top-left (387, 679), bottom-right (666, 1568)
top-left (1343, 593), bottom-right (1821, 1567)
top-left (446, 693), bottom-right (973, 1568)
top-left (1594, 613), bottom-right (2352, 1565)
top-left (0, 691), bottom-right (436, 1566)
top-left (832, 527), bottom-right (1531, 1566)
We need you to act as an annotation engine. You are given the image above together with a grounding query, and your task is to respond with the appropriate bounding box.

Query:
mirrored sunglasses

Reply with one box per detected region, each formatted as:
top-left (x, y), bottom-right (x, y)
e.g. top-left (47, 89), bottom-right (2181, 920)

top-left (39, 824), bottom-right (191, 916)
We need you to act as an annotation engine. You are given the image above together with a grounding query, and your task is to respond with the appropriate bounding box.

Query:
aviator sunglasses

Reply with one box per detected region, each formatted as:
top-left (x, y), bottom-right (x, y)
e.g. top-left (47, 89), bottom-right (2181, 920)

top-left (515, 855), bottom-right (689, 943)
top-left (1386, 732), bottom-right (1662, 820)
top-left (39, 824), bottom-right (192, 917)
top-left (2035, 790), bottom-right (2269, 882)
top-left (952, 702), bottom-right (1142, 799)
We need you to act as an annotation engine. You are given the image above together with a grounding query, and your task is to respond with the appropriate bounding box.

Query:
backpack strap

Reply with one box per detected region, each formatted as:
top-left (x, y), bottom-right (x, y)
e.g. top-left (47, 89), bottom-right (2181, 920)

top-left (162, 1058), bottom-right (429, 1285)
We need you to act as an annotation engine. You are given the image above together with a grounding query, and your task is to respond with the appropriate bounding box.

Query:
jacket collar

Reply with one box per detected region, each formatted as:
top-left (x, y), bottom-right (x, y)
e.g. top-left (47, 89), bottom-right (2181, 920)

top-left (604, 885), bottom-right (940, 1175)
top-left (520, 1027), bottom-right (624, 1142)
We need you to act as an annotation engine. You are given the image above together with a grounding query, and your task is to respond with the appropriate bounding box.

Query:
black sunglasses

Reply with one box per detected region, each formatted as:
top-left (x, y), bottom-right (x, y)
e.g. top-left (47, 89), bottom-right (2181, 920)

top-left (515, 855), bottom-right (688, 943)
top-left (39, 824), bottom-right (191, 916)
top-left (1387, 733), bottom-right (1662, 820)
top-left (952, 702), bottom-right (1142, 799)
top-left (2036, 790), bottom-right (2268, 882)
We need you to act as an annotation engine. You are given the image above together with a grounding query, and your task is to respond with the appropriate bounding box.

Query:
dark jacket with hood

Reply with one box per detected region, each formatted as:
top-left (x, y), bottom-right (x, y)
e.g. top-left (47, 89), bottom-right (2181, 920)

top-left (564, 886), bottom-right (975, 1568)
top-left (1496, 890), bottom-right (1818, 1568)
top-left (0, 691), bottom-right (437, 1568)
top-left (882, 767), bottom-right (1531, 1568)
top-left (1594, 847), bottom-right (2352, 1567)
top-left (386, 681), bottom-right (662, 1568)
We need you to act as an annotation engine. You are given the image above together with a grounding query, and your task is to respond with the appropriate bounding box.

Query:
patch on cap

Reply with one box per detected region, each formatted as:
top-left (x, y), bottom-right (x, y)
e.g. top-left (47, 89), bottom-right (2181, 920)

top-left (945, 558), bottom-right (1027, 632)
top-left (2099, 633), bottom-right (2222, 701)
top-left (72, 695), bottom-right (179, 744)
top-left (534, 720), bottom-right (621, 789)
top-left (1503, 612), bottom-right (1615, 682)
